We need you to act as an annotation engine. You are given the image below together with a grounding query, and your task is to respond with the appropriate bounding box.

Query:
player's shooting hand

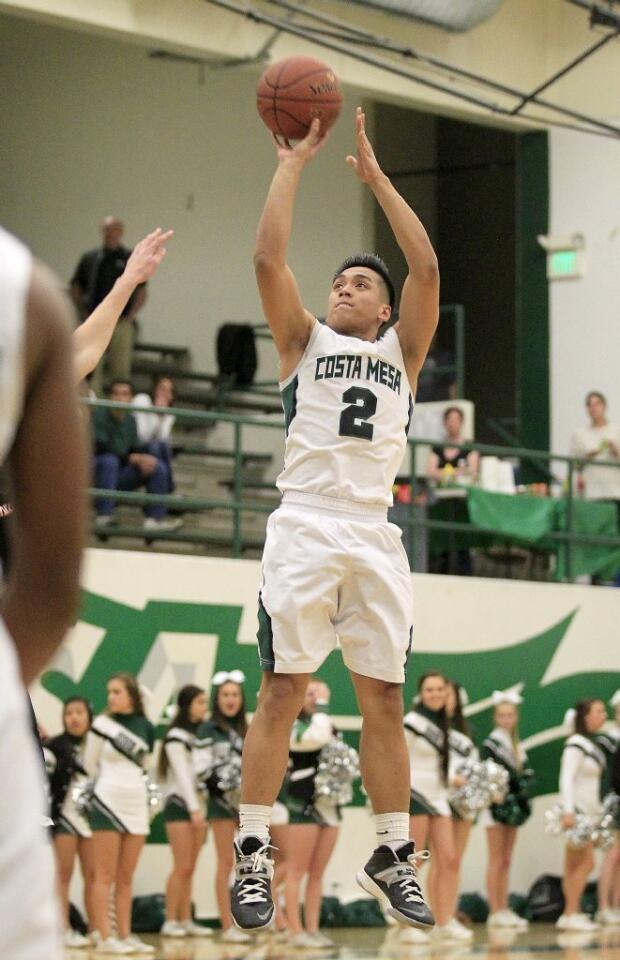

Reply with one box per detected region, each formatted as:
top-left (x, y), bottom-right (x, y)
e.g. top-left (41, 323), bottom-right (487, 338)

top-left (274, 118), bottom-right (328, 165)
top-left (124, 228), bottom-right (174, 286)
top-left (346, 107), bottom-right (384, 185)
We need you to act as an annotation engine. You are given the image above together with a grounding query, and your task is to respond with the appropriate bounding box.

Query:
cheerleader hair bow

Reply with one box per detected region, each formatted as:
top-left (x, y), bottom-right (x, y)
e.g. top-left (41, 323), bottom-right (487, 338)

top-left (212, 669), bottom-right (246, 686)
top-left (563, 707), bottom-right (577, 730)
top-left (491, 688), bottom-right (523, 706)
top-left (609, 690), bottom-right (620, 708)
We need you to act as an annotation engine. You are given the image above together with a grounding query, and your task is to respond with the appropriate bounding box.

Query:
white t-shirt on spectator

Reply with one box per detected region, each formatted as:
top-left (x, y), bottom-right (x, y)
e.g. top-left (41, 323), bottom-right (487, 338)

top-left (133, 393), bottom-right (175, 444)
top-left (571, 422), bottom-right (620, 500)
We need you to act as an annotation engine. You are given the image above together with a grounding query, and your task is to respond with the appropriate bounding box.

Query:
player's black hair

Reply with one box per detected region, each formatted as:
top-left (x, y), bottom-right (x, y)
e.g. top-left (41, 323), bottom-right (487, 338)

top-left (333, 254), bottom-right (395, 309)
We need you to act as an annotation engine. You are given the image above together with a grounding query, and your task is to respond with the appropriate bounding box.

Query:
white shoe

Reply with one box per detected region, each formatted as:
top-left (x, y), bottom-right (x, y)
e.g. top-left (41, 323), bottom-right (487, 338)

top-left (95, 514), bottom-right (114, 527)
top-left (447, 918), bottom-right (474, 939)
top-left (557, 913), bottom-right (600, 932)
top-left (505, 908), bottom-right (528, 928)
top-left (122, 936), bottom-right (155, 954)
top-left (221, 926), bottom-right (253, 943)
top-left (143, 517), bottom-right (183, 532)
top-left (64, 928), bottom-right (90, 948)
top-left (308, 931), bottom-right (337, 948)
top-left (487, 909), bottom-right (518, 928)
top-left (94, 938), bottom-right (135, 955)
top-left (160, 920), bottom-right (187, 938)
top-left (432, 924), bottom-right (466, 942)
top-left (596, 907), bottom-right (620, 925)
top-left (397, 925), bottom-right (431, 944)
top-left (182, 919), bottom-right (213, 936)
top-left (288, 931), bottom-right (324, 948)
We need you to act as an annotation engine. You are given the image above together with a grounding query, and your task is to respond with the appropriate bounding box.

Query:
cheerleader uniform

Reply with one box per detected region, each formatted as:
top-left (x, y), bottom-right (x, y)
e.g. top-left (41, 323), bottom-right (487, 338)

top-left (559, 734), bottom-right (605, 818)
top-left (197, 720), bottom-right (244, 821)
top-left (84, 713), bottom-right (155, 835)
top-left (596, 724), bottom-right (620, 828)
top-left (284, 704), bottom-right (339, 827)
top-left (404, 706), bottom-right (450, 817)
top-left (448, 728), bottom-right (478, 821)
top-left (480, 727), bottom-right (530, 828)
top-left (161, 724), bottom-right (204, 824)
top-left (45, 733), bottom-right (92, 838)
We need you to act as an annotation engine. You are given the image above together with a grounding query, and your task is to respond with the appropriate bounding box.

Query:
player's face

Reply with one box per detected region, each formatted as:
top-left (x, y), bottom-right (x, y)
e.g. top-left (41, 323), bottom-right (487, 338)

top-left (189, 692), bottom-right (208, 724)
top-left (420, 676), bottom-right (446, 712)
top-left (326, 268), bottom-right (391, 338)
top-left (584, 700), bottom-right (607, 732)
top-left (107, 679), bottom-right (133, 714)
top-left (217, 682), bottom-right (243, 717)
top-left (64, 701), bottom-right (91, 738)
top-left (495, 703), bottom-right (518, 732)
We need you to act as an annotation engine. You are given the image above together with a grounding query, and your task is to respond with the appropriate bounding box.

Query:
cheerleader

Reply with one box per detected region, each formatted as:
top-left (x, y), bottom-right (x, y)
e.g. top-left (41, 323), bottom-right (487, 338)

top-left (46, 696), bottom-right (94, 949)
top-left (594, 691), bottom-right (620, 925)
top-left (481, 690), bottom-right (530, 930)
top-left (557, 699), bottom-right (607, 932)
top-left (159, 685), bottom-right (212, 939)
top-left (427, 681), bottom-right (476, 940)
top-left (280, 679), bottom-right (339, 949)
top-left (197, 670), bottom-right (249, 943)
top-left (83, 673), bottom-right (155, 955)
top-left (404, 672), bottom-right (462, 943)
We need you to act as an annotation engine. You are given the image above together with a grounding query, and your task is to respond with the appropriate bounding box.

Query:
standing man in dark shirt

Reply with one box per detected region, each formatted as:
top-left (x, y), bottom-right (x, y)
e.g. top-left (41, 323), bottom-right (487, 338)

top-left (70, 216), bottom-right (147, 392)
top-left (94, 380), bottom-right (181, 532)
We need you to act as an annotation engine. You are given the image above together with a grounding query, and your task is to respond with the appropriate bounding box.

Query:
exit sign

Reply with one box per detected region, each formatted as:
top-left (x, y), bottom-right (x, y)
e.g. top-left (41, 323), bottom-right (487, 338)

top-left (547, 248), bottom-right (584, 280)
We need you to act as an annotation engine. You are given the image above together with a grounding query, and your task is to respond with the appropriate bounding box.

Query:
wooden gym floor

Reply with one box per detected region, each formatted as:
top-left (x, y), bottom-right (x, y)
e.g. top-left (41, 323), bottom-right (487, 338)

top-left (64, 924), bottom-right (620, 959)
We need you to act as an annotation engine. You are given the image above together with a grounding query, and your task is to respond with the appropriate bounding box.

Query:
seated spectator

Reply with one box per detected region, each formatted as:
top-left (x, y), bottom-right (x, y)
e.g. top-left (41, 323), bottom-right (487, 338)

top-left (427, 406), bottom-right (479, 485)
top-left (133, 376), bottom-right (176, 494)
top-left (571, 392), bottom-right (620, 504)
top-left (93, 380), bottom-right (181, 531)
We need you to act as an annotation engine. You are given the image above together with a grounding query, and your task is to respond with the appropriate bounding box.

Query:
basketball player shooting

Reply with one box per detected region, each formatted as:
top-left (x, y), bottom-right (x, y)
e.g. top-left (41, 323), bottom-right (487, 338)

top-left (231, 108), bottom-right (440, 931)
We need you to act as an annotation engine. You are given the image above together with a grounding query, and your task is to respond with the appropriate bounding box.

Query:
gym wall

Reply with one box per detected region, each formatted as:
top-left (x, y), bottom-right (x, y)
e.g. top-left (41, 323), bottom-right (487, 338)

top-left (31, 548), bottom-right (620, 917)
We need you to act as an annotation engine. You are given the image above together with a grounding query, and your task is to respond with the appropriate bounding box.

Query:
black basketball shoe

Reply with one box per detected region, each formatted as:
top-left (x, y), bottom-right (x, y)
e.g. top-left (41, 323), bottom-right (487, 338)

top-left (231, 835), bottom-right (275, 930)
top-left (357, 841), bottom-right (434, 928)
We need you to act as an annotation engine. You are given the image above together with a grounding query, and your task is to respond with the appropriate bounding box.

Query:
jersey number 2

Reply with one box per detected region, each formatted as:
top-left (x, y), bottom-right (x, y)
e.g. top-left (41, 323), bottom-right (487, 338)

top-left (339, 386), bottom-right (377, 441)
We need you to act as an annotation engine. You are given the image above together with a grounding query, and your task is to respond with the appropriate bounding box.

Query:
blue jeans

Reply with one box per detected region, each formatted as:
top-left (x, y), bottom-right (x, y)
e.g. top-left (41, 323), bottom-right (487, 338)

top-left (94, 453), bottom-right (170, 519)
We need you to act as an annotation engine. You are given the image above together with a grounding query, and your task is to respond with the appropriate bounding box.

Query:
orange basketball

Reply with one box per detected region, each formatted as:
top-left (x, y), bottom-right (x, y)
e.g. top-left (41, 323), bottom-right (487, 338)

top-left (256, 55), bottom-right (343, 141)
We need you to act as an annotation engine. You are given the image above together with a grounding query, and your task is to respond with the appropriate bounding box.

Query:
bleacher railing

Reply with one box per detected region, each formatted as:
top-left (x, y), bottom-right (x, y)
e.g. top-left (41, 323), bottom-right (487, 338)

top-left (86, 399), bottom-right (620, 583)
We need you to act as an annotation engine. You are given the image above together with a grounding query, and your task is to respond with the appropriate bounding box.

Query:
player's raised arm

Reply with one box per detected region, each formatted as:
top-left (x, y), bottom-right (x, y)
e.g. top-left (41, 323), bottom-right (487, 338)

top-left (346, 108), bottom-right (439, 388)
top-left (254, 120), bottom-right (328, 374)
top-left (72, 227), bottom-right (173, 384)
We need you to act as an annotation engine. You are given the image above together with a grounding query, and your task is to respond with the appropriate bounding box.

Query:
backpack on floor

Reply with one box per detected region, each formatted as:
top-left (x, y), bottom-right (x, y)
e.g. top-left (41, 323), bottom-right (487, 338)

top-left (526, 874), bottom-right (564, 922)
top-left (131, 894), bottom-right (166, 933)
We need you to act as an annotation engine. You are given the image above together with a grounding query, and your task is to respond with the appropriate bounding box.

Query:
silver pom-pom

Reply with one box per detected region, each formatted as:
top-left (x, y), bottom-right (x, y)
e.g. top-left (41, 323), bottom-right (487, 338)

top-left (72, 779), bottom-right (95, 817)
top-left (314, 739), bottom-right (360, 808)
top-left (215, 752), bottom-right (243, 811)
top-left (143, 775), bottom-right (162, 822)
top-left (544, 804), bottom-right (602, 848)
top-left (449, 759), bottom-right (509, 819)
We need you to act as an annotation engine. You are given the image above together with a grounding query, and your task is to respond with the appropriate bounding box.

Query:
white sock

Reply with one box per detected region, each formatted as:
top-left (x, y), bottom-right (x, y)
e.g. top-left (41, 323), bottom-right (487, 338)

top-left (239, 804), bottom-right (272, 843)
top-left (374, 812), bottom-right (410, 848)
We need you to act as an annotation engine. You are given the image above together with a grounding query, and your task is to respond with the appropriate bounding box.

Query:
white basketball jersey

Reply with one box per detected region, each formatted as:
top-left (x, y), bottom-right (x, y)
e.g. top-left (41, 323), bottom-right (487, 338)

top-left (277, 321), bottom-right (413, 507)
top-left (0, 227), bottom-right (30, 465)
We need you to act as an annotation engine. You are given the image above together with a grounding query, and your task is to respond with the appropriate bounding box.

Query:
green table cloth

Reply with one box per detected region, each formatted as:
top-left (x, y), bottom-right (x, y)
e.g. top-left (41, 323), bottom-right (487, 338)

top-left (428, 487), bottom-right (620, 580)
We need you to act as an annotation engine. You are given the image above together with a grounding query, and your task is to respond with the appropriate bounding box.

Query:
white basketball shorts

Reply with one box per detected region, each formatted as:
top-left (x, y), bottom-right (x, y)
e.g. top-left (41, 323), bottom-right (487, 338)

top-left (257, 493), bottom-right (413, 684)
top-left (0, 620), bottom-right (62, 960)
